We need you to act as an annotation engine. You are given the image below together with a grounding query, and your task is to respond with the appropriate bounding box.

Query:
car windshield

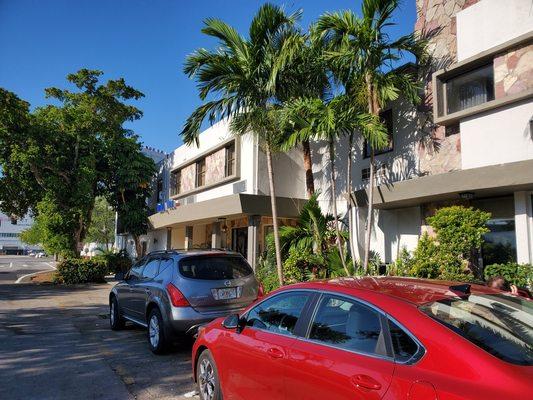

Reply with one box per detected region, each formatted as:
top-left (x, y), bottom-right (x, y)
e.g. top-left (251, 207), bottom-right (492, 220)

top-left (420, 294), bottom-right (533, 365)
top-left (179, 256), bottom-right (253, 280)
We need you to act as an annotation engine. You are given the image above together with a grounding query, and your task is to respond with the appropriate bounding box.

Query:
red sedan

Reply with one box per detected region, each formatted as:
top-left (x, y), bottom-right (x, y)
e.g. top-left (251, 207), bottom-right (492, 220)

top-left (192, 277), bottom-right (532, 400)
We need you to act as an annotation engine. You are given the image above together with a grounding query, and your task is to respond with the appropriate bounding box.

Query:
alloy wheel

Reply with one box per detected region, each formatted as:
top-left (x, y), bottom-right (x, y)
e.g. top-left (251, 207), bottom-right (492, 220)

top-left (110, 302), bottom-right (115, 325)
top-left (199, 358), bottom-right (216, 400)
top-left (149, 315), bottom-right (160, 348)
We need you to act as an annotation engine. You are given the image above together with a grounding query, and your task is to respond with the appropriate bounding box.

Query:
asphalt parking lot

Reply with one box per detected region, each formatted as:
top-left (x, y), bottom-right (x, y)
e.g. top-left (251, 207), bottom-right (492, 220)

top-left (0, 256), bottom-right (197, 400)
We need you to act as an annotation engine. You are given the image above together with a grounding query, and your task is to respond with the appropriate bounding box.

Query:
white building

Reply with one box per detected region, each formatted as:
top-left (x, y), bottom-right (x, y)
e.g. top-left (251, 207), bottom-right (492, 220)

top-left (0, 212), bottom-right (39, 255)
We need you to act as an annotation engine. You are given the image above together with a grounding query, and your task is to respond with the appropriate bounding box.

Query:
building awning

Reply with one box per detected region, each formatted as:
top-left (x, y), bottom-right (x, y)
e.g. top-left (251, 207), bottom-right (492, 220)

top-left (350, 159), bottom-right (533, 210)
top-left (149, 193), bottom-right (307, 229)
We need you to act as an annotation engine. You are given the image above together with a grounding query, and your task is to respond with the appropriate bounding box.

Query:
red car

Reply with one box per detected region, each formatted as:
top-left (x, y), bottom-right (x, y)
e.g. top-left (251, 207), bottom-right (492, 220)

top-left (192, 277), bottom-right (532, 400)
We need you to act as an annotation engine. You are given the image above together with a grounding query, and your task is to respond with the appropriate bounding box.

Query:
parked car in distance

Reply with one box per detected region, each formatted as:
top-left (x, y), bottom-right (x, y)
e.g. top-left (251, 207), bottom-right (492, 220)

top-left (192, 277), bottom-right (532, 400)
top-left (109, 249), bottom-right (261, 354)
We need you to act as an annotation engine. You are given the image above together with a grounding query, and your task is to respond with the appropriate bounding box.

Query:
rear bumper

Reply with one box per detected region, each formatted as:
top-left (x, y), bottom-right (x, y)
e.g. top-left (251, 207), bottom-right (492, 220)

top-left (167, 306), bottom-right (243, 335)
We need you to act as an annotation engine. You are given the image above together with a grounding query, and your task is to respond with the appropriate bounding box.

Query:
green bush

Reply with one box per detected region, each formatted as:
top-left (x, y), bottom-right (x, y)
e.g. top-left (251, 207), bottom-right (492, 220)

top-left (54, 258), bottom-right (108, 284)
top-left (255, 255), bottom-right (280, 294)
top-left (284, 248), bottom-right (327, 283)
top-left (389, 247), bottom-right (413, 276)
top-left (485, 263), bottom-right (533, 288)
top-left (93, 250), bottom-right (132, 274)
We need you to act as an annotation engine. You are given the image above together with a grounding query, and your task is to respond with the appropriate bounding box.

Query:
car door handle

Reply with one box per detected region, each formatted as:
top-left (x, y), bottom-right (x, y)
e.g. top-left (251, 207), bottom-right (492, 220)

top-left (351, 374), bottom-right (382, 390)
top-left (267, 347), bottom-right (284, 359)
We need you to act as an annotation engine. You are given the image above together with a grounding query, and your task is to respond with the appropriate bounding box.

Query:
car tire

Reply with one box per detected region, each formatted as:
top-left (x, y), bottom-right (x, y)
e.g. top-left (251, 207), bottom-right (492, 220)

top-left (147, 308), bottom-right (169, 354)
top-left (197, 350), bottom-right (223, 400)
top-left (110, 296), bottom-right (125, 330)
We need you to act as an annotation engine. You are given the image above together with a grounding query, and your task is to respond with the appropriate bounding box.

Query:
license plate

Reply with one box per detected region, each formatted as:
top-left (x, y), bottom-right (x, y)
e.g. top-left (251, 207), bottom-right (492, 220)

top-left (213, 287), bottom-right (237, 300)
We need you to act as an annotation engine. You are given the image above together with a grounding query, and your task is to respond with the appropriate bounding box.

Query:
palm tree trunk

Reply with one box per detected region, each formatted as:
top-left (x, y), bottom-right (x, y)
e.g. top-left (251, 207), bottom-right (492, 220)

top-left (346, 132), bottom-right (356, 273)
top-left (302, 139), bottom-right (315, 198)
top-left (362, 150), bottom-right (375, 274)
top-left (329, 139), bottom-right (350, 276)
top-left (265, 143), bottom-right (284, 286)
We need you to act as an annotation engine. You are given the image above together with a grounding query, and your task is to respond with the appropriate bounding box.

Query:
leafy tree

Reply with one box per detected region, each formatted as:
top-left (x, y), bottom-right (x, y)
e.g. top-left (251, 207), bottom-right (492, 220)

top-left (0, 70), bottom-right (154, 257)
top-left (182, 4), bottom-right (303, 285)
top-left (317, 0), bottom-right (428, 273)
top-left (86, 197), bottom-right (115, 250)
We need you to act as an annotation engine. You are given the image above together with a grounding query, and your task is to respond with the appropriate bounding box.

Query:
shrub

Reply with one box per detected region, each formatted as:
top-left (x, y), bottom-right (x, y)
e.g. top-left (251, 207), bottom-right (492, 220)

top-left (485, 263), bottom-right (533, 289)
top-left (389, 247), bottom-right (413, 276)
top-left (93, 250), bottom-right (132, 274)
top-left (54, 258), bottom-right (108, 284)
top-left (284, 248), bottom-right (327, 283)
top-left (255, 255), bottom-right (280, 294)
top-left (426, 206), bottom-right (491, 259)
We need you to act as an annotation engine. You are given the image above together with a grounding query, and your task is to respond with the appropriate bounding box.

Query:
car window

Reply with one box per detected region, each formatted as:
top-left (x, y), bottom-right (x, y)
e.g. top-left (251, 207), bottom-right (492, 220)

top-left (420, 294), bottom-right (533, 366)
top-left (128, 258), bottom-right (146, 280)
top-left (142, 258), bottom-right (160, 280)
top-left (179, 256), bottom-right (253, 280)
top-left (388, 319), bottom-right (420, 363)
top-left (246, 292), bottom-right (310, 336)
top-left (157, 258), bottom-right (174, 281)
top-left (309, 295), bottom-right (387, 356)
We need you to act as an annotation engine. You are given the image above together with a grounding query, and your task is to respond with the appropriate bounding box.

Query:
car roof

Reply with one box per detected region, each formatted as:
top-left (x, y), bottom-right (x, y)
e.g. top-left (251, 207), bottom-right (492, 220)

top-left (147, 249), bottom-right (242, 258)
top-left (284, 276), bottom-right (499, 306)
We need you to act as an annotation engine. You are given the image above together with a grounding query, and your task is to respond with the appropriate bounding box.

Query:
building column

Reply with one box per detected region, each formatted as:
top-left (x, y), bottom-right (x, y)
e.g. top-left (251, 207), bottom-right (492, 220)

top-left (166, 227), bottom-right (172, 250)
top-left (514, 191), bottom-right (533, 264)
top-left (211, 222), bottom-right (221, 249)
top-left (247, 215), bottom-right (260, 270)
top-left (184, 226), bottom-right (193, 250)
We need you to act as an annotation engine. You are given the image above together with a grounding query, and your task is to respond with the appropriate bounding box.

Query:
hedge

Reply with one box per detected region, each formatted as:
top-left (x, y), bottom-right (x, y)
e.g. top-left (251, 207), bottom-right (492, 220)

top-left (484, 263), bottom-right (532, 289)
top-left (54, 258), bottom-right (108, 284)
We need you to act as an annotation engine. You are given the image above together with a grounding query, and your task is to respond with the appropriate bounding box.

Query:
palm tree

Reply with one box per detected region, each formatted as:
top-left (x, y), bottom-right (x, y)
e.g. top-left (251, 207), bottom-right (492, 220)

top-left (282, 95), bottom-right (385, 276)
top-left (182, 4), bottom-right (303, 286)
top-left (317, 0), bottom-right (427, 273)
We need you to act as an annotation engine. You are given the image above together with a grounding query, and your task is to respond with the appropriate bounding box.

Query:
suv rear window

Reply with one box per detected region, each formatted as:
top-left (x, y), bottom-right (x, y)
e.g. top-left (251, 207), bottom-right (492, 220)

top-left (420, 294), bottom-right (533, 365)
top-left (179, 256), bottom-right (253, 280)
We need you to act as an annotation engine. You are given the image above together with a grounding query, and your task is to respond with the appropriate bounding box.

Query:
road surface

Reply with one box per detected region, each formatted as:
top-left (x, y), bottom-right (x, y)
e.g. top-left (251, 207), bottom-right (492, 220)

top-left (0, 256), bottom-right (197, 400)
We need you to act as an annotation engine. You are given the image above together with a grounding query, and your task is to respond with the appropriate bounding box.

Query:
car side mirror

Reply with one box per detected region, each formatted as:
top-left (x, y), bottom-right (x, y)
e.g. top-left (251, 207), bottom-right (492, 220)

top-left (222, 314), bottom-right (245, 332)
top-left (114, 272), bottom-right (125, 281)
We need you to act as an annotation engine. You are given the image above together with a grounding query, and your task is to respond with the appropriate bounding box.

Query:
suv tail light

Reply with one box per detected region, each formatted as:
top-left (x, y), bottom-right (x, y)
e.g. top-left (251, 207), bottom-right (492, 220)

top-left (166, 283), bottom-right (190, 307)
top-left (257, 282), bottom-right (265, 299)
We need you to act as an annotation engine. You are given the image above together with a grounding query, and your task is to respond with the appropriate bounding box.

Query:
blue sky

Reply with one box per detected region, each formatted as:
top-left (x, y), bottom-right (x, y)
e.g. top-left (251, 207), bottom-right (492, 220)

top-left (0, 0), bottom-right (416, 153)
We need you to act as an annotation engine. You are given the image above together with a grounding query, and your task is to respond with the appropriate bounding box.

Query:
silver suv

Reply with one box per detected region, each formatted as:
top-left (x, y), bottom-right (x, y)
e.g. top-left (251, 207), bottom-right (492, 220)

top-left (109, 250), bottom-right (260, 354)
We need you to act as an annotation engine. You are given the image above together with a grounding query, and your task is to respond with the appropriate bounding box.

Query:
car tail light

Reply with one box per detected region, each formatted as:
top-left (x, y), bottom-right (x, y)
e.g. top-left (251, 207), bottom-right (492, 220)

top-left (257, 282), bottom-right (265, 299)
top-left (166, 283), bottom-right (190, 307)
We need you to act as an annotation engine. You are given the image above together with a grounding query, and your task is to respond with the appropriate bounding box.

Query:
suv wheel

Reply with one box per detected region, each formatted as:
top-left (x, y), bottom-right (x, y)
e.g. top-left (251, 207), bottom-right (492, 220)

top-left (148, 308), bottom-right (168, 354)
top-left (110, 296), bottom-right (125, 330)
top-left (197, 350), bottom-right (222, 400)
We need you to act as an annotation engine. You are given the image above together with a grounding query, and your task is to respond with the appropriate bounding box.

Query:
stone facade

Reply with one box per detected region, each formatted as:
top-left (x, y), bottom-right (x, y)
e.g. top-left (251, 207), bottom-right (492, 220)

top-left (205, 148), bottom-right (225, 186)
top-left (180, 163), bottom-right (196, 193)
top-left (415, 0), bottom-right (479, 176)
top-left (494, 43), bottom-right (533, 98)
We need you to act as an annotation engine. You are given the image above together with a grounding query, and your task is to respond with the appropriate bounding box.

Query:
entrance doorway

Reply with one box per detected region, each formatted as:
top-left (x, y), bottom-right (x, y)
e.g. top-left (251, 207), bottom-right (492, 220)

top-left (231, 227), bottom-right (248, 259)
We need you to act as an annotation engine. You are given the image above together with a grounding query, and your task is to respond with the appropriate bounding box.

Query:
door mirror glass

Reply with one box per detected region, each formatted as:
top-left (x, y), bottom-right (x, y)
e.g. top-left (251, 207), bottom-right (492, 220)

top-left (114, 272), bottom-right (125, 281)
top-left (222, 314), bottom-right (241, 330)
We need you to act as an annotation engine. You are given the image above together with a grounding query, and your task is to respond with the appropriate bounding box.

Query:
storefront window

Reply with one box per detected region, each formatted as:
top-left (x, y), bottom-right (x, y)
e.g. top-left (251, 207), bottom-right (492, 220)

top-left (482, 218), bottom-right (517, 265)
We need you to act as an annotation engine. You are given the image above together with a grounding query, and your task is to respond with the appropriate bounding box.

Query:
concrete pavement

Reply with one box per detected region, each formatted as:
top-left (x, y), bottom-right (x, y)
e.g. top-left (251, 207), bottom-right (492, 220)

top-left (0, 256), bottom-right (197, 400)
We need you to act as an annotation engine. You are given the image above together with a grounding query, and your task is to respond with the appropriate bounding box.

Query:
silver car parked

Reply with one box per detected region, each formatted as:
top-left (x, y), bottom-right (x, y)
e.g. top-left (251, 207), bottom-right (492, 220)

top-left (109, 250), bottom-right (261, 354)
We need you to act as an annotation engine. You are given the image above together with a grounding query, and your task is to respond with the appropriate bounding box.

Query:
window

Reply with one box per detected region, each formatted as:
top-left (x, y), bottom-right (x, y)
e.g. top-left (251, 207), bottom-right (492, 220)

top-left (142, 258), bottom-right (160, 279)
top-left (170, 170), bottom-right (181, 196)
top-left (446, 64), bottom-right (494, 114)
top-left (128, 258), bottom-right (146, 280)
top-left (225, 143), bottom-right (236, 177)
top-left (388, 319), bottom-right (420, 363)
top-left (361, 164), bottom-right (388, 183)
top-left (179, 256), bottom-right (253, 280)
top-left (364, 109), bottom-right (393, 158)
top-left (420, 295), bottom-right (533, 365)
top-left (10, 217), bottom-right (17, 225)
top-left (246, 292), bottom-right (310, 336)
top-left (0, 232), bottom-right (20, 238)
top-left (196, 159), bottom-right (206, 187)
top-left (482, 218), bottom-right (517, 265)
top-left (309, 295), bottom-right (386, 356)
top-left (156, 178), bottom-right (163, 201)
top-left (157, 258), bottom-right (174, 280)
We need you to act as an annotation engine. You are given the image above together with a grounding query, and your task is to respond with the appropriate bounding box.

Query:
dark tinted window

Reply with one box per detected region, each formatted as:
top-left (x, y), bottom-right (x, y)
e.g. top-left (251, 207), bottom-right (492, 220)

top-left (157, 258), bottom-right (174, 281)
top-left (142, 258), bottom-right (160, 279)
top-left (128, 258), bottom-right (146, 280)
top-left (309, 296), bottom-right (386, 356)
top-left (388, 319), bottom-right (419, 363)
top-left (246, 292), bottom-right (310, 336)
top-left (446, 64), bottom-right (494, 114)
top-left (420, 294), bottom-right (533, 365)
top-left (179, 256), bottom-right (253, 280)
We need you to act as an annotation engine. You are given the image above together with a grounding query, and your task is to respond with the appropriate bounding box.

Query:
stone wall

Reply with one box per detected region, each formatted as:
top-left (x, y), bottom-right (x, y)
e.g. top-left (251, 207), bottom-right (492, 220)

top-left (415, 0), bottom-right (479, 176)
top-left (205, 148), bottom-right (225, 186)
top-left (494, 43), bottom-right (533, 98)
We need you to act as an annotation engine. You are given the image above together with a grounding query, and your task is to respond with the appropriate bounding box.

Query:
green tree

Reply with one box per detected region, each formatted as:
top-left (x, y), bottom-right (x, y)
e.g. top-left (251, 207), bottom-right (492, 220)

top-left (317, 0), bottom-right (428, 273)
top-left (86, 197), bottom-right (115, 250)
top-left (181, 4), bottom-right (303, 285)
top-left (0, 70), bottom-right (154, 257)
